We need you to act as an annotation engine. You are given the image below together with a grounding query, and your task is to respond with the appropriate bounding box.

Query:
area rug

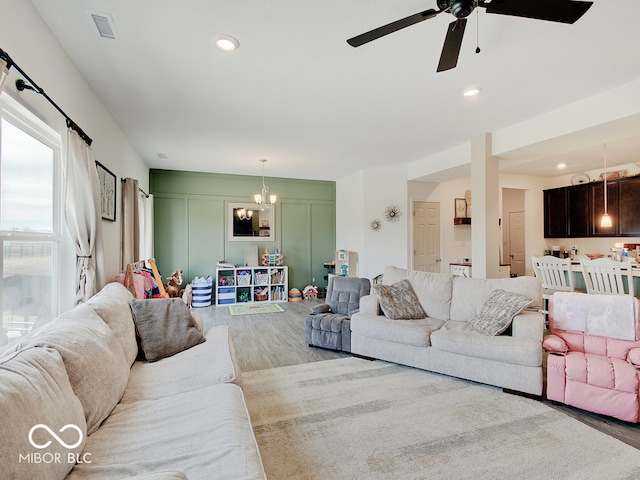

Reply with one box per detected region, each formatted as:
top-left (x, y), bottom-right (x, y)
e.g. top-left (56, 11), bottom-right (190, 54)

top-left (229, 303), bottom-right (284, 315)
top-left (242, 357), bottom-right (640, 480)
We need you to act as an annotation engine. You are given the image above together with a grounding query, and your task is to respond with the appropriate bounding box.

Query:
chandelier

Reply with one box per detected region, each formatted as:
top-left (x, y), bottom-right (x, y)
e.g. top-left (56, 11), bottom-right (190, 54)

top-left (236, 208), bottom-right (253, 220)
top-left (254, 158), bottom-right (276, 210)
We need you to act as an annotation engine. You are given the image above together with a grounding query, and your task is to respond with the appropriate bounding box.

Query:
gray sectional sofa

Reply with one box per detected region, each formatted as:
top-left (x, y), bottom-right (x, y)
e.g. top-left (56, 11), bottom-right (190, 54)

top-left (0, 282), bottom-right (266, 480)
top-left (351, 266), bottom-right (544, 395)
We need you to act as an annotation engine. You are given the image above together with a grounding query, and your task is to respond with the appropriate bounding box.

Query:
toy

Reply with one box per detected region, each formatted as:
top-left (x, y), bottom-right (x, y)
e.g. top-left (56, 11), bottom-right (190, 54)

top-left (262, 245), bottom-right (284, 266)
top-left (302, 285), bottom-right (318, 299)
top-left (181, 283), bottom-right (193, 308)
top-left (288, 287), bottom-right (302, 302)
top-left (164, 269), bottom-right (183, 298)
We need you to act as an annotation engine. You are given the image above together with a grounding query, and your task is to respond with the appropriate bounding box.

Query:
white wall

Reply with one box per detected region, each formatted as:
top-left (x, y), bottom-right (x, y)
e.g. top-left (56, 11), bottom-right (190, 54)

top-left (336, 165), bottom-right (408, 280)
top-left (2, 1), bottom-right (148, 312)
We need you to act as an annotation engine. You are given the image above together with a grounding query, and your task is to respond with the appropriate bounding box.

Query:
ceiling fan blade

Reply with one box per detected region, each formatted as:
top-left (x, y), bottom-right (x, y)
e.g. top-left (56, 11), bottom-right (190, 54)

top-left (437, 18), bottom-right (467, 72)
top-left (481, 0), bottom-right (593, 24)
top-left (347, 9), bottom-right (439, 47)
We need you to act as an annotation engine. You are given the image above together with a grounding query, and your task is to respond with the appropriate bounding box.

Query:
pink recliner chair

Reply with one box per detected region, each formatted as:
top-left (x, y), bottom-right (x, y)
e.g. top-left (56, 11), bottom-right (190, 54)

top-left (543, 292), bottom-right (640, 422)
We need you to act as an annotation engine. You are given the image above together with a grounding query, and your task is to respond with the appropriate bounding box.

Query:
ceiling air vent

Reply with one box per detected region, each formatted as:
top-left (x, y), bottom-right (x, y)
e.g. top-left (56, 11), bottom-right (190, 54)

top-left (90, 12), bottom-right (117, 40)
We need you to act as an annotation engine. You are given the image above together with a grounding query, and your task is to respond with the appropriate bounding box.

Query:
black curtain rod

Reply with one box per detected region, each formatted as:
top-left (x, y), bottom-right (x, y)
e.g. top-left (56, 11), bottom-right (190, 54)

top-left (120, 178), bottom-right (149, 198)
top-left (0, 48), bottom-right (93, 146)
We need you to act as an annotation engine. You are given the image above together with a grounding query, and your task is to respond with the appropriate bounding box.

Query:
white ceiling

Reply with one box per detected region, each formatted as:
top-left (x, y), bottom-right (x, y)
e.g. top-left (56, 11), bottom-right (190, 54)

top-left (29, 0), bottom-right (640, 182)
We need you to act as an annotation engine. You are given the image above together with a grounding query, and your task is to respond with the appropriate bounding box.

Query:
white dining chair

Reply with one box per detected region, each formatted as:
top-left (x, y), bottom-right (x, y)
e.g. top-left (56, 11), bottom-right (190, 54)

top-left (531, 255), bottom-right (575, 318)
top-left (580, 258), bottom-right (635, 296)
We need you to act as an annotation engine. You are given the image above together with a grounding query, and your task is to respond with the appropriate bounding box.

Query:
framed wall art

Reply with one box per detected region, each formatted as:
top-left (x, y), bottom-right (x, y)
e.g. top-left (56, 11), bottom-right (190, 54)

top-left (455, 198), bottom-right (467, 218)
top-left (96, 161), bottom-right (116, 221)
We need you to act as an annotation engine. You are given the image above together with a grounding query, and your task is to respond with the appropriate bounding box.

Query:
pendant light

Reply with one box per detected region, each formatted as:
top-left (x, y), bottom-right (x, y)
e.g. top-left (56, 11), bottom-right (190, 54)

top-left (254, 159), bottom-right (276, 210)
top-left (600, 143), bottom-right (612, 228)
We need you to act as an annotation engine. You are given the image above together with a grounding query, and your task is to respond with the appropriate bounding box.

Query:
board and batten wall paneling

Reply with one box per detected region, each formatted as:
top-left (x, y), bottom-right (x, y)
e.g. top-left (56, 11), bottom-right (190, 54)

top-left (153, 197), bottom-right (188, 278)
top-left (188, 198), bottom-right (225, 280)
top-left (150, 169), bottom-right (335, 293)
top-left (281, 202), bottom-right (311, 291)
top-left (310, 203), bottom-right (336, 287)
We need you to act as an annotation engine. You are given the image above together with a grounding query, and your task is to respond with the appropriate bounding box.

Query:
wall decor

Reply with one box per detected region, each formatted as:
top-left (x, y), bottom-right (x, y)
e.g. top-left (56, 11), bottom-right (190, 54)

top-left (227, 202), bottom-right (275, 242)
top-left (370, 219), bottom-right (382, 231)
top-left (384, 204), bottom-right (401, 222)
top-left (96, 161), bottom-right (116, 221)
top-left (455, 198), bottom-right (467, 218)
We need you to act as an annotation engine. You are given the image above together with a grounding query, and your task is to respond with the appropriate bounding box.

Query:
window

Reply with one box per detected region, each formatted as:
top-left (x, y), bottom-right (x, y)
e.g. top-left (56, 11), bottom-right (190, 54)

top-left (1, 94), bottom-right (61, 346)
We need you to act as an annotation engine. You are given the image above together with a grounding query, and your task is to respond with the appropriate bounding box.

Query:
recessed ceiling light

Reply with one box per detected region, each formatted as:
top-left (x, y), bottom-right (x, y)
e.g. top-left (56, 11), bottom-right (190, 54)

top-left (557, 163), bottom-right (567, 169)
top-left (463, 87), bottom-right (481, 97)
top-left (216, 35), bottom-right (239, 52)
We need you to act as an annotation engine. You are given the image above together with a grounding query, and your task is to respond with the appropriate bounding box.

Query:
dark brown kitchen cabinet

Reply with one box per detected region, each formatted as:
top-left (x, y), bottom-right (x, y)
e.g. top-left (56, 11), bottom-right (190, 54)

top-left (544, 175), bottom-right (640, 238)
top-left (618, 176), bottom-right (640, 235)
top-left (544, 187), bottom-right (568, 237)
top-left (567, 184), bottom-right (590, 237)
top-left (543, 184), bottom-right (589, 238)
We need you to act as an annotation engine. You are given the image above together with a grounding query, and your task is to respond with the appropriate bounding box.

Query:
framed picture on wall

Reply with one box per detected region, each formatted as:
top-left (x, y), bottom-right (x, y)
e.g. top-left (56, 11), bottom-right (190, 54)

top-left (96, 161), bottom-right (116, 221)
top-left (455, 198), bottom-right (467, 218)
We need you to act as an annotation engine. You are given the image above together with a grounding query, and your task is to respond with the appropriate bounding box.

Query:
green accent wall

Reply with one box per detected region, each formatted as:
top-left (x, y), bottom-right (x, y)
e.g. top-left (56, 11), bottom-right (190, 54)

top-left (150, 169), bottom-right (336, 294)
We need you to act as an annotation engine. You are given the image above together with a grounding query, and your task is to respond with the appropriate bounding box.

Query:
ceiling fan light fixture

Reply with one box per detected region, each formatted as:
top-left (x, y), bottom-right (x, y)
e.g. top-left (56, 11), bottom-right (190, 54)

top-left (215, 35), bottom-right (239, 52)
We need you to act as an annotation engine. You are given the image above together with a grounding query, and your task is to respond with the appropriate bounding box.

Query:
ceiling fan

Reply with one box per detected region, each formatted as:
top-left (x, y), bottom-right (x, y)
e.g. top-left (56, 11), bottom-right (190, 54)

top-left (347, 0), bottom-right (593, 72)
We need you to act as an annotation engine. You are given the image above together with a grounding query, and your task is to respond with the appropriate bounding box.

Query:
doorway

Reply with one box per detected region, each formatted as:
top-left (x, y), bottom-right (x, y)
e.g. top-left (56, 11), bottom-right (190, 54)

top-left (413, 201), bottom-right (440, 272)
top-left (508, 211), bottom-right (526, 276)
top-left (502, 188), bottom-right (526, 277)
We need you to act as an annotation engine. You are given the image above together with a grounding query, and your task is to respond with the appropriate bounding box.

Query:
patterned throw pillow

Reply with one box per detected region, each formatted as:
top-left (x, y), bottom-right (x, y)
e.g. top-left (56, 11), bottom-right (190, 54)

top-left (372, 279), bottom-right (427, 320)
top-left (467, 289), bottom-right (532, 336)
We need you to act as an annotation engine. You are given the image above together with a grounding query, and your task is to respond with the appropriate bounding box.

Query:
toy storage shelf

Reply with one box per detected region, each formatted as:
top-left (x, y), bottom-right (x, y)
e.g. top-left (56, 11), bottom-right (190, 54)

top-left (215, 266), bottom-right (288, 305)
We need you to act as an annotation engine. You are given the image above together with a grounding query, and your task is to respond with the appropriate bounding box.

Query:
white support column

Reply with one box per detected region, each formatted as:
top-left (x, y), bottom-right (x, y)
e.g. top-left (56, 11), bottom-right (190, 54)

top-left (471, 133), bottom-right (500, 278)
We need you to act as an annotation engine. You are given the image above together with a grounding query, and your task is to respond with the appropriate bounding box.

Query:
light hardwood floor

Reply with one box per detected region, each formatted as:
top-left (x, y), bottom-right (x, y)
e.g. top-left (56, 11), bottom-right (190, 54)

top-left (198, 300), bottom-right (639, 450)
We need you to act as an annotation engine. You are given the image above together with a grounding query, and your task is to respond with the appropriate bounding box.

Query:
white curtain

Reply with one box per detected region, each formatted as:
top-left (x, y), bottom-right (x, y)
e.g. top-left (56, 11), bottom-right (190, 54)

top-left (0, 57), bottom-right (9, 94)
top-left (139, 193), bottom-right (154, 260)
top-left (121, 178), bottom-right (140, 269)
top-left (64, 128), bottom-right (105, 304)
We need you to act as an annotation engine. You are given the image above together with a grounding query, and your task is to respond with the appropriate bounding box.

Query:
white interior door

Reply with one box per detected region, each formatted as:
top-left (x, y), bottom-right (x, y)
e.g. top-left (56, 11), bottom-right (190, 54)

top-left (413, 201), bottom-right (440, 272)
top-left (508, 211), bottom-right (525, 277)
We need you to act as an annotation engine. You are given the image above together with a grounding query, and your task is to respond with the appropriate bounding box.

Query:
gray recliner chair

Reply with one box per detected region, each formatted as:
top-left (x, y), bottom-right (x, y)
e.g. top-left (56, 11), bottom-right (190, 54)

top-left (305, 275), bottom-right (371, 352)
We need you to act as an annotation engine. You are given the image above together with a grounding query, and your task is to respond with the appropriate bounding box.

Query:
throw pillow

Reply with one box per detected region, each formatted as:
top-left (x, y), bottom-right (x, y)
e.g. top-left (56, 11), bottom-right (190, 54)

top-left (130, 298), bottom-right (205, 362)
top-left (467, 289), bottom-right (533, 336)
top-left (372, 279), bottom-right (427, 320)
top-left (311, 304), bottom-right (332, 315)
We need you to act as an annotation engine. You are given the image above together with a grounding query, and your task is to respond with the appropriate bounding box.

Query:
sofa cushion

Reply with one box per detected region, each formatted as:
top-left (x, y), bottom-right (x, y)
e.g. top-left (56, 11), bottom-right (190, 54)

top-left (372, 279), bottom-right (427, 320)
top-left (14, 304), bottom-right (130, 435)
top-left (87, 282), bottom-right (139, 366)
top-left (383, 266), bottom-right (453, 320)
top-left (566, 352), bottom-right (639, 393)
top-left (450, 276), bottom-right (541, 322)
top-left (350, 314), bottom-right (445, 347)
top-left (120, 325), bottom-right (242, 403)
top-left (66, 383), bottom-right (266, 480)
top-left (326, 276), bottom-right (370, 317)
top-left (130, 298), bottom-right (205, 362)
top-left (430, 321), bottom-right (542, 367)
top-left (467, 289), bottom-right (533, 336)
top-left (0, 347), bottom-right (87, 480)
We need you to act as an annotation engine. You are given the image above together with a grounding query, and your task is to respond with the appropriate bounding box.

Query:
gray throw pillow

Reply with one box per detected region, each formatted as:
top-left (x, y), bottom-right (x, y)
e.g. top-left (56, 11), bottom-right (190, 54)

top-left (372, 279), bottom-right (427, 320)
top-left (130, 299), bottom-right (205, 361)
top-left (467, 289), bottom-right (533, 336)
